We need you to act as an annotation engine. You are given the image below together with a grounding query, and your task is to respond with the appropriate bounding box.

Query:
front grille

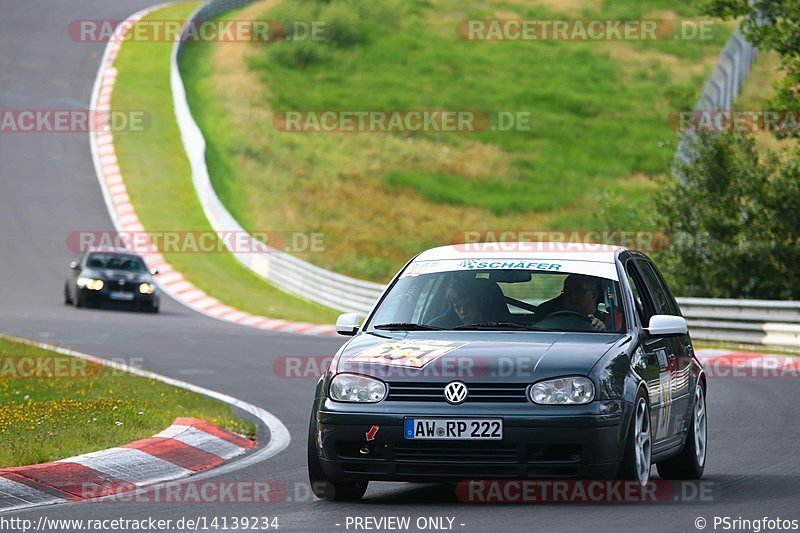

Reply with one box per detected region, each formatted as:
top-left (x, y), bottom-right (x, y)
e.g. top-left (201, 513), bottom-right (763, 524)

top-left (386, 382), bottom-right (529, 403)
top-left (336, 441), bottom-right (583, 478)
top-left (395, 441), bottom-right (518, 463)
top-left (106, 279), bottom-right (136, 291)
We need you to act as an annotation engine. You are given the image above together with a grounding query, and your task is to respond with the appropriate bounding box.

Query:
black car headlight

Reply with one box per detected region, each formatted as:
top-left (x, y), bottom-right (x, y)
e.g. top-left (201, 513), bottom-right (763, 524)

top-left (530, 376), bottom-right (594, 405)
top-left (329, 373), bottom-right (387, 403)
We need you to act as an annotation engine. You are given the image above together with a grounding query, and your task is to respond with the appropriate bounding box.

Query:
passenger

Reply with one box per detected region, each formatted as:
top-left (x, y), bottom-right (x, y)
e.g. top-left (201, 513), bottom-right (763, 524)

top-left (430, 277), bottom-right (509, 327)
top-left (447, 278), bottom-right (486, 325)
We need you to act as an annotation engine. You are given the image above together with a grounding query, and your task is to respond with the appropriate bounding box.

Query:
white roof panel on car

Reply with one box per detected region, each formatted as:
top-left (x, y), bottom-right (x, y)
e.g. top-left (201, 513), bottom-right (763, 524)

top-left (414, 242), bottom-right (625, 264)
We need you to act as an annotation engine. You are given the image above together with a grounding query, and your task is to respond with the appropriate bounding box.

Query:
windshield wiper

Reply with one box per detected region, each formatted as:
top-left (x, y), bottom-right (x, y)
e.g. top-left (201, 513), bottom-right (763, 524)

top-left (453, 322), bottom-right (528, 330)
top-left (373, 322), bottom-right (444, 331)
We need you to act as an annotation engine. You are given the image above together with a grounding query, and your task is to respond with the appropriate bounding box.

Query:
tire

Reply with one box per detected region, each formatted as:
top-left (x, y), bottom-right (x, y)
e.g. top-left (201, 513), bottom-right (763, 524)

top-left (617, 389), bottom-right (652, 484)
top-left (307, 413), bottom-right (368, 501)
top-left (64, 284), bottom-right (73, 305)
top-left (657, 380), bottom-right (707, 480)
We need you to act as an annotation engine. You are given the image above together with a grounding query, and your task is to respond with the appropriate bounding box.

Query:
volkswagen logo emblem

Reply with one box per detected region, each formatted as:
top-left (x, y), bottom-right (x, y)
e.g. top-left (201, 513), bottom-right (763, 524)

top-left (443, 381), bottom-right (468, 405)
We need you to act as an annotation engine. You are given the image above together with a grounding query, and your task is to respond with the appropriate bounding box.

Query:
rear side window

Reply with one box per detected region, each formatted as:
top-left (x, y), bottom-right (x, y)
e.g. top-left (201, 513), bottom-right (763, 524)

top-left (636, 258), bottom-right (679, 316)
top-left (625, 260), bottom-right (653, 326)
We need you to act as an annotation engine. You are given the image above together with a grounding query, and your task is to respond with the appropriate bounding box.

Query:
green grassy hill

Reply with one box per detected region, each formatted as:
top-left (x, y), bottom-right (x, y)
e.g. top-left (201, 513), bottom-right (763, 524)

top-left (181, 0), bottom-right (730, 281)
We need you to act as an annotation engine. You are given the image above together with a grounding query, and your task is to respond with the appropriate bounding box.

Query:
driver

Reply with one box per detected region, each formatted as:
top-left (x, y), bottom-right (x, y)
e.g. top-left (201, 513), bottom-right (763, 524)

top-left (562, 274), bottom-right (606, 332)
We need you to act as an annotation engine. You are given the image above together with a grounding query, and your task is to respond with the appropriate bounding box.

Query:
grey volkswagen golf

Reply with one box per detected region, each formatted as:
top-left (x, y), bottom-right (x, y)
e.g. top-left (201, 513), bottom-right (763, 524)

top-left (308, 243), bottom-right (707, 501)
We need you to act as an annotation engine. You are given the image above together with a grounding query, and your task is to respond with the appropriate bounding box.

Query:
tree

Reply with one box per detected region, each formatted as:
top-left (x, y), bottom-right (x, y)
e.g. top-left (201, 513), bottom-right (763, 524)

top-left (654, 132), bottom-right (800, 299)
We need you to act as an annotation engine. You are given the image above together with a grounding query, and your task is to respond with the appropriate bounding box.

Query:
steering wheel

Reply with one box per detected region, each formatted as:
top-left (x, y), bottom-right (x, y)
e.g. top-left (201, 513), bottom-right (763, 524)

top-left (547, 310), bottom-right (591, 322)
top-left (537, 309), bottom-right (594, 332)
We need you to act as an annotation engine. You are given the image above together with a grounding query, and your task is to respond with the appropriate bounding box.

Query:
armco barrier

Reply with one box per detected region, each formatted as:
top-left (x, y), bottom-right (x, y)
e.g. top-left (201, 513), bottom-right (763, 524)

top-left (171, 0), bottom-right (384, 314)
top-left (675, 28), bottom-right (759, 165)
top-left (677, 298), bottom-right (800, 350)
top-left (170, 0), bottom-right (798, 351)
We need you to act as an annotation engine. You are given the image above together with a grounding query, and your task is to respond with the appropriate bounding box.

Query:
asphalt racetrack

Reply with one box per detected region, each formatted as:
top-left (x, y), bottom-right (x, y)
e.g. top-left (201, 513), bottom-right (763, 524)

top-left (0, 2), bottom-right (799, 532)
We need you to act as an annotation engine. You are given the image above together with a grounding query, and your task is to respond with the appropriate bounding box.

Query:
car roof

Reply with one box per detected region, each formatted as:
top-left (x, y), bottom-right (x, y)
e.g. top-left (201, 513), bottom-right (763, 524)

top-left (413, 242), bottom-right (626, 264)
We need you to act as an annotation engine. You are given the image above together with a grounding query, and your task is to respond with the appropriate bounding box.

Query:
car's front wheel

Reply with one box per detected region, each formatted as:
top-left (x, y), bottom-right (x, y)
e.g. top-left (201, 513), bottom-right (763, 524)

top-left (64, 284), bottom-right (73, 305)
top-left (657, 381), bottom-right (707, 479)
top-left (141, 303), bottom-right (159, 314)
top-left (307, 413), bottom-right (368, 501)
top-left (618, 390), bottom-right (651, 484)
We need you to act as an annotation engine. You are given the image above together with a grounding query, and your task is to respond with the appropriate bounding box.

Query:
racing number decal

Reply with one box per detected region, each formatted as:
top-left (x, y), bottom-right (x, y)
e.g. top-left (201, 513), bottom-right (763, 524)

top-left (348, 340), bottom-right (467, 369)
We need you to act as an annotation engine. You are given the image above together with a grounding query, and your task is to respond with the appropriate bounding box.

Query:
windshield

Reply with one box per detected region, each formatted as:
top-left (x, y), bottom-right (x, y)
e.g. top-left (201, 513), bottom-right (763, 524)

top-left (368, 260), bottom-right (625, 333)
top-left (86, 253), bottom-right (148, 273)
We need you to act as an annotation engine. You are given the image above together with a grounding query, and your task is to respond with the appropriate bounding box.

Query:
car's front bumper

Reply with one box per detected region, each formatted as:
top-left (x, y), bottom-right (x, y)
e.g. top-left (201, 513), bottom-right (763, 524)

top-left (78, 287), bottom-right (159, 308)
top-left (313, 398), bottom-right (631, 481)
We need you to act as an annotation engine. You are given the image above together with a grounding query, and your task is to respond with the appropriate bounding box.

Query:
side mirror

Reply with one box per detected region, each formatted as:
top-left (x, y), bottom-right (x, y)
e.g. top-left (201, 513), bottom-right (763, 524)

top-left (69, 260), bottom-right (79, 270)
top-left (646, 315), bottom-right (688, 337)
top-left (336, 313), bottom-right (360, 336)
top-left (150, 267), bottom-right (159, 275)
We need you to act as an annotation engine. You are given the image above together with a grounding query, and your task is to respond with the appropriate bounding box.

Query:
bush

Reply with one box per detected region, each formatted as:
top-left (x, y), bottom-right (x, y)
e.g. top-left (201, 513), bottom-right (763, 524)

top-left (654, 132), bottom-right (800, 299)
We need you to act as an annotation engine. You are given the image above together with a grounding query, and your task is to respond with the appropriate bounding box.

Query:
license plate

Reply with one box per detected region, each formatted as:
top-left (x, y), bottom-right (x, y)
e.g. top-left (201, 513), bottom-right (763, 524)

top-left (404, 418), bottom-right (503, 440)
top-left (109, 291), bottom-right (135, 301)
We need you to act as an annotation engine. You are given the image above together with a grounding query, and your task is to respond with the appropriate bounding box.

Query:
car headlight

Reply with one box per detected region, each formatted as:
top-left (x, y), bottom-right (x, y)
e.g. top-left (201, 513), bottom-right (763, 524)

top-left (530, 376), bottom-right (594, 405)
top-left (77, 277), bottom-right (104, 291)
top-left (329, 373), bottom-right (387, 403)
top-left (138, 283), bottom-right (156, 295)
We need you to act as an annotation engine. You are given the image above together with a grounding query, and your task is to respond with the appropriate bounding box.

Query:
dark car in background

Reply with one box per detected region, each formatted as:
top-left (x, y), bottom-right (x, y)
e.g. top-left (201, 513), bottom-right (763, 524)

top-left (64, 250), bottom-right (160, 313)
top-left (308, 243), bottom-right (707, 500)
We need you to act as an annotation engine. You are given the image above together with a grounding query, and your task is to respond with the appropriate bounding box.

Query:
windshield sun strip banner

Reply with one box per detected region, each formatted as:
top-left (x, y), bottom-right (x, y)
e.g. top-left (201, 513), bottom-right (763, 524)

top-left (400, 258), bottom-right (619, 281)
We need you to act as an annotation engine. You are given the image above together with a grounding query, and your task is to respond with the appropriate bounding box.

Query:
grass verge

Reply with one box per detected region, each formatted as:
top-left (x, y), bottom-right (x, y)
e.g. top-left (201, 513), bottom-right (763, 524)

top-left (0, 336), bottom-right (256, 468)
top-left (181, 0), bottom-right (731, 281)
top-left (111, 2), bottom-right (339, 324)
